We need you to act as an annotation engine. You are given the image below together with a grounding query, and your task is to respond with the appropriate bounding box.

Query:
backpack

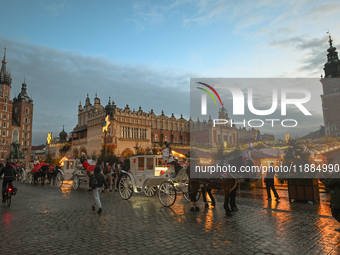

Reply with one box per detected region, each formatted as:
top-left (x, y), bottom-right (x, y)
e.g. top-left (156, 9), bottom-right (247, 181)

top-left (91, 174), bottom-right (99, 189)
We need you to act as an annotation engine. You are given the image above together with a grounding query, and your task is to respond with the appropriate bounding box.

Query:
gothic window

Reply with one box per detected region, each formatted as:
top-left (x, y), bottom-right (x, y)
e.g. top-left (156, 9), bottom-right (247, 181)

top-left (25, 125), bottom-right (27, 131)
top-left (4, 106), bottom-right (6, 111)
top-left (165, 135), bottom-right (168, 142)
top-left (2, 122), bottom-right (5, 128)
top-left (24, 133), bottom-right (27, 139)
top-left (3, 114), bottom-right (6, 120)
top-left (15, 107), bottom-right (17, 113)
top-left (174, 136), bottom-right (178, 143)
top-left (155, 134), bottom-right (158, 142)
top-left (12, 129), bottom-right (19, 143)
top-left (4, 98), bottom-right (7, 103)
top-left (25, 108), bottom-right (29, 114)
top-left (183, 137), bottom-right (186, 143)
top-left (24, 141), bottom-right (27, 146)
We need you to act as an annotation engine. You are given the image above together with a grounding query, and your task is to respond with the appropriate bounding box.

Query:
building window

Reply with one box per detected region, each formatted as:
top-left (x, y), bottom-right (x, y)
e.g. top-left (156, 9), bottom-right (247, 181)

top-left (140, 129), bottom-right (147, 140)
top-left (155, 134), bottom-right (158, 142)
top-left (4, 106), bottom-right (6, 111)
top-left (174, 136), bottom-right (178, 143)
top-left (15, 107), bottom-right (17, 113)
top-left (3, 114), bottom-right (6, 120)
top-left (4, 98), bottom-right (6, 103)
top-left (335, 88), bottom-right (339, 92)
top-left (24, 141), bottom-right (27, 146)
top-left (25, 125), bottom-right (27, 131)
top-left (2, 130), bottom-right (5, 136)
top-left (2, 122), bottom-right (5, 128)
top-left (337, 133), bottom-right (340, 137)
top-left (122, 126), bottom-right (130, 138)
top-left (183, 137), bottom-right (186, 143)
top-left (165, 135), bottom-right (168, 142)
top-left (133, 128), bottom-right (139, 139)
top-left (26, 108), bottom-right (29, 114)
top-left (24, 133), bottom-right (27, 139)
top-left (331, 124), bottom-right (337, 131)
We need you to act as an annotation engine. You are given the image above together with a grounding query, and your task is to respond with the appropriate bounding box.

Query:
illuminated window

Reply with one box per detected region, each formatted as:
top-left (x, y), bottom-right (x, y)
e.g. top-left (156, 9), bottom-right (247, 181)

top-left (165, 135), bottom-right (168, 142)
top-left (155, 134), bottom-right (158, 142)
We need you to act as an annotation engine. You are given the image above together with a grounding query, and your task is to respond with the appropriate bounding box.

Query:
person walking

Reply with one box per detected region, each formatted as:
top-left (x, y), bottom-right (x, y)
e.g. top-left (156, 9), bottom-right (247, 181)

top-left (321, 178), bottom-right (340, 231)
top-left (264, 163), bottom-right (280, 201)
top-left (90, 165), bottom-right (109, 214)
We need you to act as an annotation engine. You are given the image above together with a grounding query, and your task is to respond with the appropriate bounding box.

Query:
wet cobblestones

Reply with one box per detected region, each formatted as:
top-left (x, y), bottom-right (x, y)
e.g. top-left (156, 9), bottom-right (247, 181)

top-left (1, 182), bottom-right (340, 255)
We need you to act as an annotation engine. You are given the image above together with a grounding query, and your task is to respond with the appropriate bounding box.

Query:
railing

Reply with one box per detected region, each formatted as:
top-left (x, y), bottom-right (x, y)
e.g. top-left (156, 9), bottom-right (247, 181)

top-left (72, 138), bottom-right (87, 145)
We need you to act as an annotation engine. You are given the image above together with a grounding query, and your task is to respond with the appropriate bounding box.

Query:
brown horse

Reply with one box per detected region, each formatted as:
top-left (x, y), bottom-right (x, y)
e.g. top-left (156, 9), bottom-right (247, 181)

top-left (187, 151), bottom-right (254, 216)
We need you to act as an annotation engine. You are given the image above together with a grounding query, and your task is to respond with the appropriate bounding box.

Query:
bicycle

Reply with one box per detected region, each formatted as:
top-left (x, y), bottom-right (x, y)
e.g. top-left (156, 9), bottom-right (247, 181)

top-left (2, 185), bottom-right (17, 207)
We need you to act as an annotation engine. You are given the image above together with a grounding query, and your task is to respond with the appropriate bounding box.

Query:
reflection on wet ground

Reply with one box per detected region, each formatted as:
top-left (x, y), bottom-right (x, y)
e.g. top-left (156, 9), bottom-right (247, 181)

top-left (1, 182), bottom-right (340, 254)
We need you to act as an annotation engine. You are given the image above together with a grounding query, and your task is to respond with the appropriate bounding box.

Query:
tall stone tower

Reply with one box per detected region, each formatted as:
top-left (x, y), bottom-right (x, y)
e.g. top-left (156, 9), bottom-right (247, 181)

top-left (320, 35), bottom-right (340, 137)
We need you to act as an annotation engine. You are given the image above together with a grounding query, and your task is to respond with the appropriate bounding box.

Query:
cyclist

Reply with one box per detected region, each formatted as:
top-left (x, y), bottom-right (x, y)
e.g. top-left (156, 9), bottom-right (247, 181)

top-left (1, 162), bottom-right (16, 203)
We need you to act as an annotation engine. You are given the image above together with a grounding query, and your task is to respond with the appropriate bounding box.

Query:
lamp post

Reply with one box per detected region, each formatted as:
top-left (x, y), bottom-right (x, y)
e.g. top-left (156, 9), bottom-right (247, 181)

top-left (102, 115), bottom-right (110, 158)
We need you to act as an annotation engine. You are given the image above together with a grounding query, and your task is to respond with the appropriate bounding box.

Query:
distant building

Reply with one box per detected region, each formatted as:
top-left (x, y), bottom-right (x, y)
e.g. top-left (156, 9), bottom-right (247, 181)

top-left (320, 35), bottom-right (340, 137)
top-left (0, 48), bottom-right (33, 162)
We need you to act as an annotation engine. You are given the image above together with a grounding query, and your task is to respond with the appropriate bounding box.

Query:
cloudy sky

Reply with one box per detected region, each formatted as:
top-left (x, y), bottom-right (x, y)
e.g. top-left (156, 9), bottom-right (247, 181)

top-left (1, 0), bottom-right (339, 145)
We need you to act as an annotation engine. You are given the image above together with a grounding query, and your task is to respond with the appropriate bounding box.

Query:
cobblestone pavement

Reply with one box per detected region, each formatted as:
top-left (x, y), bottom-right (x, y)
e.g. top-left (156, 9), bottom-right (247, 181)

top-left (1, 181), bottom-right (340, 255)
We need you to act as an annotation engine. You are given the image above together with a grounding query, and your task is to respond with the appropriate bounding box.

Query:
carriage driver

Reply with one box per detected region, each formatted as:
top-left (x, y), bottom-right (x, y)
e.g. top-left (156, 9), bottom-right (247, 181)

top-left (163, 142), bottom-right (182, 176)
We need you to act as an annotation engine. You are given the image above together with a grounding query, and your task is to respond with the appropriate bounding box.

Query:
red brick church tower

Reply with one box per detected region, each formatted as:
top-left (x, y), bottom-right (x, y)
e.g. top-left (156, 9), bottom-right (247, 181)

top-left (0, 47), bottom-right (34, 162)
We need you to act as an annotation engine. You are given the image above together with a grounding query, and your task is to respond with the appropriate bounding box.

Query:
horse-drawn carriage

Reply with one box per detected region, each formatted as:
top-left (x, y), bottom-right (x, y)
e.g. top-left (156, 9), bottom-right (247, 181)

top-left (61, 158), bottom-right (97, 190)
top-left (118, 155), bottom-right (195, 207)
top-left (25, 162), bottom-right (63, 187)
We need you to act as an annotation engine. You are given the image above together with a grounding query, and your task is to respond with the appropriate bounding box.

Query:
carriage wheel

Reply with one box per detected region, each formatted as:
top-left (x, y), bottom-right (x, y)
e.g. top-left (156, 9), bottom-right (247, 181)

top-left (119, 174), bottom-right (134, 200)
top-left (72, 175), bottom-right (80, 190)
top-left (6, 193), bottom-right (11, 207)
top-left (182, 187), bottom-right (201, 203)
top-left (56, 172), bottom-right (63, 188)
top-left (144, 186), bottom-right (157, 197)
top-left (158, 181), bottom-right (176, 207)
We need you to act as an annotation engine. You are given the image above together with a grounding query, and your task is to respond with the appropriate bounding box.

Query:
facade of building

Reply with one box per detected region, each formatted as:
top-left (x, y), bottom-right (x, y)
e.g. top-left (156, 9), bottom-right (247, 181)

top-left (0, 48), bottom-right (33, 162)
top-left (68, 95), bottom-right (190, 158)
top-left (60, 94), bottom-right (262, 159)
top-left (321, 35), bottom-right (340, 137)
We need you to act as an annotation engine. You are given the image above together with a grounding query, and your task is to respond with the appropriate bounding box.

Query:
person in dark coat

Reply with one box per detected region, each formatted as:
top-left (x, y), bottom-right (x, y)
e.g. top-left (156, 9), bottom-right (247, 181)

top-left (321, 178), bottom-right (340, 231)
top-left (90, 165), bottom-right (109, 214)
top-left (264, 163), bottom-right (280, 201)
top-left (1, 162), bottom-right (16, 202)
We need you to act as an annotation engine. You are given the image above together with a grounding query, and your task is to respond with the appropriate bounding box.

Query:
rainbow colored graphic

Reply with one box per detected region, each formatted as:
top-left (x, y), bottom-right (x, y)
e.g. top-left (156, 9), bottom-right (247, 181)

top-left (196, 82), bottom-right (222, 106)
